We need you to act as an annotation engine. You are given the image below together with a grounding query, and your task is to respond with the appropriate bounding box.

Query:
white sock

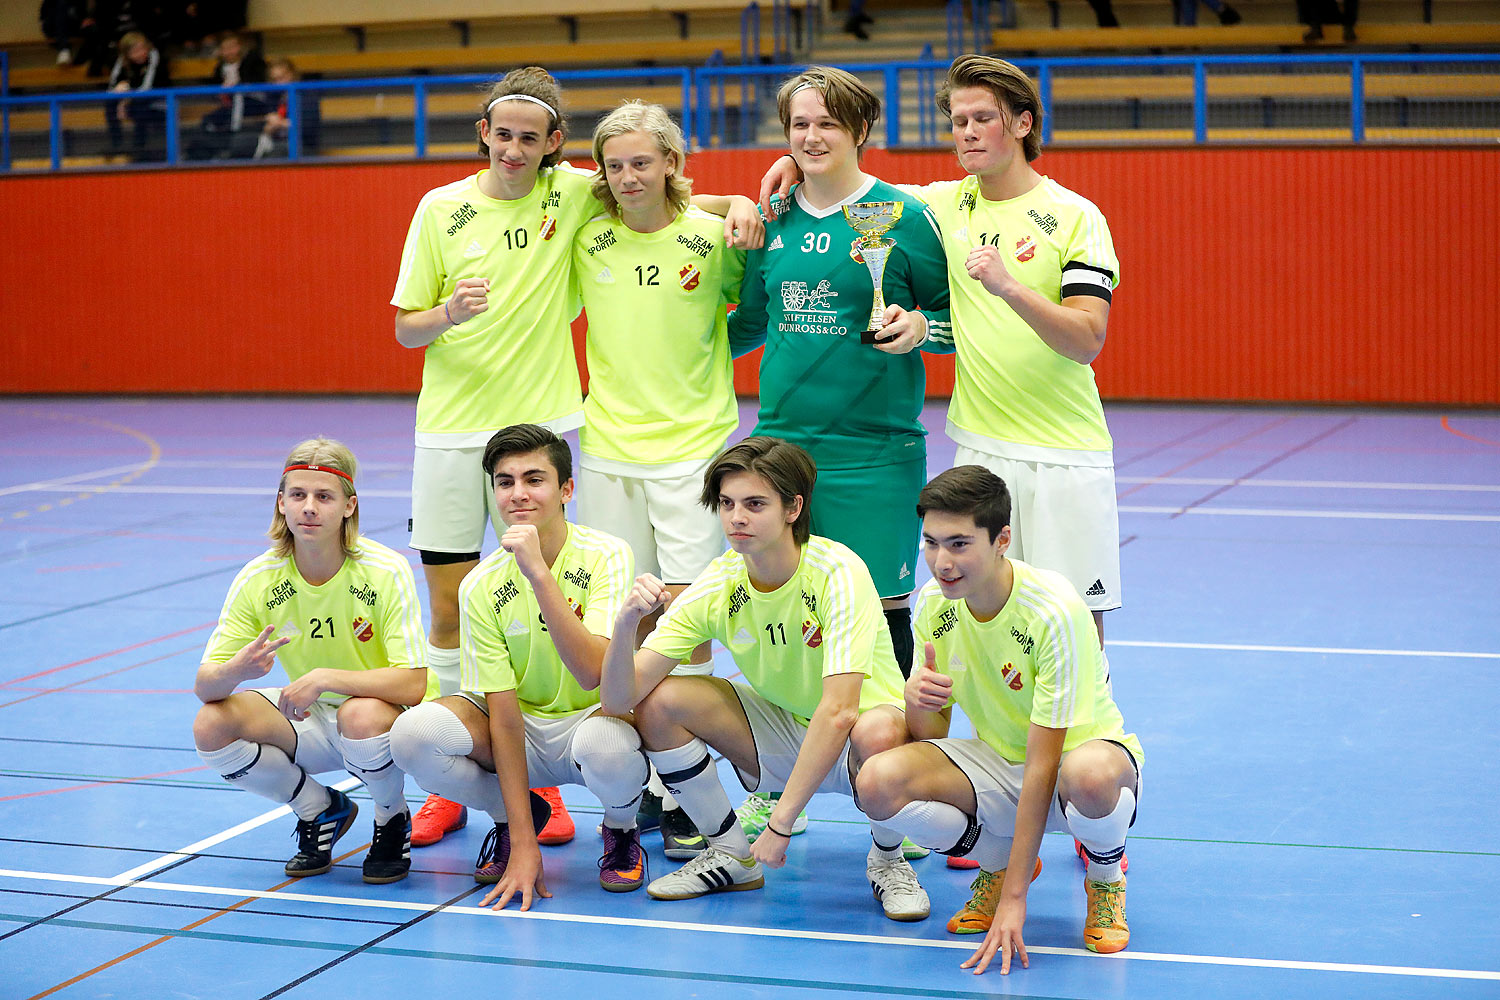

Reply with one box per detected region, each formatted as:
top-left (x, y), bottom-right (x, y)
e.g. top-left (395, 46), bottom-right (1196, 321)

top-left (427, 644), bottom-right (461, 698)
top-left (197, 739), bottom-right (330, 820)
top-left (868, 821), bottom-right (904, 859)
top-left (571, 715), bottom-right (647, 829)
top-left (339, 732), bottom-right (408, 824)
top-left (882, 799), bottom-right (971, 852)
top-left (1067, 786), bottom-right (1135, 884)
top-left (646, 739), bottom-right (750, 857)
top-left (646, 768), bottom-right (680, 811)
top-left (389, 702), bottom-right (506, 822)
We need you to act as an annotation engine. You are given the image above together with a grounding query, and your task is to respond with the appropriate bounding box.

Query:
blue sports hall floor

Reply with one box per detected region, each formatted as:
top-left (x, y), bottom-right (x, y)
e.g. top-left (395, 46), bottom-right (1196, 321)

top-left (1, 396), bottom-right (1497, 999)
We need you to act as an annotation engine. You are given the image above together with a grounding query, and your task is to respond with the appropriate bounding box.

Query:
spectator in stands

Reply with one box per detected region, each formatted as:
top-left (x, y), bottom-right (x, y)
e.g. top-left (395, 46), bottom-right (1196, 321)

top-left (1174, 0), bottom-right (1242, 25)
top-left (39, 0), bottom-right (80, 65)
top-left (230, 57), bottom-right (321, 159)
top-left (104, 29), bottom-right (171, 162)
top-left (80, 0), bottom-right (164, 76)
top-left (169, 1), bottom-right (250, 52)
top-left (187, 29), bottom-right (268, 160)
top-left (1298, 0), bottom-right (1356, 41)
top-left (843, 0), bottom-right (874, 39)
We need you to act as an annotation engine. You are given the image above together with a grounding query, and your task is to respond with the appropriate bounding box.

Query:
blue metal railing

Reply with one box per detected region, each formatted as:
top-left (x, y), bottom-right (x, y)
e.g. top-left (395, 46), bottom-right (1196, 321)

top-left (3, 52), bottom-right (1496, 170)
top-left (945, 0), bottom-right (965, 62)
top-left (0, 66), bottom-right (693, 171)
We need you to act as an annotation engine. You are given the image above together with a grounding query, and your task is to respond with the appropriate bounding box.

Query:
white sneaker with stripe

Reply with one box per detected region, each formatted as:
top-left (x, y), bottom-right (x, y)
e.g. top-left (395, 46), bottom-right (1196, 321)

top-left (646, 845), bottom-right (765, 900)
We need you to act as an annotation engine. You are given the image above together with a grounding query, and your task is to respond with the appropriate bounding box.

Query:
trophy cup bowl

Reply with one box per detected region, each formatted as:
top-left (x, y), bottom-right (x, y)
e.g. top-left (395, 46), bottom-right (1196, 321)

top-left (842, 201), bottom-right (904, 344)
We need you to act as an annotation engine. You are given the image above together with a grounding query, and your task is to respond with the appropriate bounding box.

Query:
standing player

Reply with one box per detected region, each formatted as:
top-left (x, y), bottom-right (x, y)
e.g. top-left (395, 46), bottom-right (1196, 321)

top-left (856, 465), bottom-right (1141, 974)
top-left (760, 54), bottom-right (1123, 645)
top-left (388, 425), bottom-right (646, 910)
top-left (728, 66), bottom-right (953, 678)
top-left (601, 437), bottom-right (930, 922)
top-left (573, 101), bottom-right (746, 857)
top-left (193, 439), bottom-right (433, 885)
top-left (729, 66), bottom-right (953, 842)
top-left (392, 68), bottom-right (762, 848)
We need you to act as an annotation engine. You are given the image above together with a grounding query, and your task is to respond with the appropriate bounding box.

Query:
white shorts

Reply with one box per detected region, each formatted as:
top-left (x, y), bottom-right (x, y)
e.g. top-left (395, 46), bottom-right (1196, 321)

top-left (953, 444), bottom-right (1122, 611)
top-left (457, 693), bottom-right (599, 788)
top-left (410, 444), bottom-right (502, 555)
top-left (576, 462), bottom-right (723, 585)
top-left (929, 737), bottom-right (1142, 835)
top-left (252, 688), bottom-right (346, 774)
top-left (726, 682), bottom-right (854, 798)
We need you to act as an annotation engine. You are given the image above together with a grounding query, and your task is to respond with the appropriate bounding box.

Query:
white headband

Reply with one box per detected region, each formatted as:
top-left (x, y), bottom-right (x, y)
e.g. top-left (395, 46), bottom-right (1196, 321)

top-left (486, 93), bottom-right (558, 119)
top-left (789, 82), bottom-right (821, 98)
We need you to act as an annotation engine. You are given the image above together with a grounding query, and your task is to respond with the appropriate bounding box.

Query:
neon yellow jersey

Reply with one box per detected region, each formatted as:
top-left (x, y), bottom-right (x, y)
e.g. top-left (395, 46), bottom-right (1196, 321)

top-left (391, 165), bottom-right (601, 447)
top-left (908, 177), bottom-right (1119, 463)
top-left (913, 559), bottom-right (1141, 764)
top-left (645, 536), bottom-right (903, 724)
top-left (573, 206), bottom-right (746, 474)
top-left (202, 539), bottom-right (436, 704)
top-left (457, 523), bottom-right (632, 718)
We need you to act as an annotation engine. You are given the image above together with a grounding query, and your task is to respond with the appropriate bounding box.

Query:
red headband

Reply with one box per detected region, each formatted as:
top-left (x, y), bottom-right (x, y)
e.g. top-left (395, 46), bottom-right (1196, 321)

top-left (283, 463), bottom-right (355, 484)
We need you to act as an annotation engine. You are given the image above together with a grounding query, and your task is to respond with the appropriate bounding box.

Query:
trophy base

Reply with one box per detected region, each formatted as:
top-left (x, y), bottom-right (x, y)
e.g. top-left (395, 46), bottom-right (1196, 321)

top-left (861, 328), bottom-right (892, 345)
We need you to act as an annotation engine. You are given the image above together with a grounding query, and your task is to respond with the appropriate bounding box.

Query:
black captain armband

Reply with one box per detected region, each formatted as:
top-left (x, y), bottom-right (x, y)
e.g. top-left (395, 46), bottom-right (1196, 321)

top-left (1060, 261), bottom-right (1115, 303)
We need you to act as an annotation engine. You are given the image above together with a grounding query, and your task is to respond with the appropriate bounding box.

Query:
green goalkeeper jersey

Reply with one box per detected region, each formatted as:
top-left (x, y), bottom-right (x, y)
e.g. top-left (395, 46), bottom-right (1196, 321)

top-left (728, 178), bottom-right (954, 470)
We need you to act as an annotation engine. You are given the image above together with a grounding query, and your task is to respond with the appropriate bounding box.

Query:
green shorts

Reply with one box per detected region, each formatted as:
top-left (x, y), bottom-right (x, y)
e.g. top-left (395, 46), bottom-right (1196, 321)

top-left (807, 457), bottom-right (925, 599)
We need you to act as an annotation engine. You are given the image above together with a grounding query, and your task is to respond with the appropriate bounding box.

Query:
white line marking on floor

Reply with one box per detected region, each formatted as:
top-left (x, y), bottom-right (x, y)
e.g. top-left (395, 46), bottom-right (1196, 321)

top-left (0, 868), bottom-right (1495, 982)
top-left (112, 777), bottom-right (362, 882)
top-left (0, 464), bottom-right (151, 497)
top-left (1120, 505), bottom-right (1500, 523)
top-left (1108, 640), bottom-right (1500, 660)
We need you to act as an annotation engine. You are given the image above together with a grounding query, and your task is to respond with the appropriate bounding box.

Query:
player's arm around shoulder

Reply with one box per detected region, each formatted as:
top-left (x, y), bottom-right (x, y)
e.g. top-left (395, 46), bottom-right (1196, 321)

top-left (600, 573), bottom-right (682, 716)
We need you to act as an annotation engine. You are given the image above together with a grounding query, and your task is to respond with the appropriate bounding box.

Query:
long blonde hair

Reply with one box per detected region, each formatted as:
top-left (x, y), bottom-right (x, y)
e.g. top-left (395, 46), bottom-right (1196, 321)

top-left (590, 101), bottom-right (693, 218)
top-left (268, 438), bottom-right (360, 559)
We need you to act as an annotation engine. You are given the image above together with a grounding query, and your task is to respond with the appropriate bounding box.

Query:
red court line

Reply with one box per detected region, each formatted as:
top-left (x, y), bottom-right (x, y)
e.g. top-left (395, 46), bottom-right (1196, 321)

top-left (1442, 415), bottom-right (1500, 448)
top-left (0, 621), bottom-right (215, 689)
top-left (0, 765), bottom-right (210, 803)
top-left (0, 645), bottom-right (203, 710)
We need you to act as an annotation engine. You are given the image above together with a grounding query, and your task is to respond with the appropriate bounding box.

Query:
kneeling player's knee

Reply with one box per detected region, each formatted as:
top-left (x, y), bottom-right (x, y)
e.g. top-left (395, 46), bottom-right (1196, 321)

top-left (336, 697), bottom-right (397, 740)
top-left (853, 750), bottom-right (910, 821)
top-left (850, 709), bottom-right (907, 761)
top-left (572, 716), bottom-right (647, 800)
top-left (1059, 754), bottom-right (1131, 816)
top-left (633, 682), bottom-right (686, 742)
top-left (192, 701), bottom-right (239, 750)
top-left (389, 702), bottom-right (468, 773)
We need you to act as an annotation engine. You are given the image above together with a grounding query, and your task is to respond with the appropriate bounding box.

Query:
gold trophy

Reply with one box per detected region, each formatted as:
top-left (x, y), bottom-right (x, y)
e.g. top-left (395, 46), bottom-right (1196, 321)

top-left (842, 201), bottom-right (904, 343)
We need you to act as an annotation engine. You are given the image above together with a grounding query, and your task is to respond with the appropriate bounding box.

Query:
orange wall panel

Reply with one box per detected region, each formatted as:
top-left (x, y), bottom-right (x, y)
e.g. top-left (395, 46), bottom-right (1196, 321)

top-left (3, 148), bottom-right (1497, 403)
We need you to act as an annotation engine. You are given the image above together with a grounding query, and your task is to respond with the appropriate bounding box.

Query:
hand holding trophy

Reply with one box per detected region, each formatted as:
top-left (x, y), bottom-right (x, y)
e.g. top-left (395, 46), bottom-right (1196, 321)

top-left (842, 201), bottom-right (904, 344)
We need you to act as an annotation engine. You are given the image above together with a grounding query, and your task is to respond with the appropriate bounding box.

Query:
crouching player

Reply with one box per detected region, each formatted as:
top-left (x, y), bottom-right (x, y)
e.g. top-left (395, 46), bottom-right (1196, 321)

top-left (601, 437), bottom-right (929, 921)
top-left (388, 424), bottom-right (647, 911)
top-left (193, 438), bottom-right (432, 884)
top-left (856, 465), bottom-right (1142, 974)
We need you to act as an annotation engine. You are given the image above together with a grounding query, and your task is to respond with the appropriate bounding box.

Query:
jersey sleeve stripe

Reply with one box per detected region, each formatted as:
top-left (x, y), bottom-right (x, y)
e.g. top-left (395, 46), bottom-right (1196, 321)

top-left (1013, 582), bottom-right (1080, 728)
top-left (391, 179), bottom-right (469, 306)
top-left (204, 553), bottom-right (282, 658)
top-left (921, 205), bottom-right (944, 242)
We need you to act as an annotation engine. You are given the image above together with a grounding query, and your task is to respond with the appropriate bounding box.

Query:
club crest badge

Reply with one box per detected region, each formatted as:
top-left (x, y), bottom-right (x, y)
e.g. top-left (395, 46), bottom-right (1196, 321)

top-left (1014, 235), bottom-right (1037, 262)
top-left (802, 619), bottom-right (823, 648)
top-left (679, 264), bottom-right (701, 291)
top-left (351, 616), bottom-right (375, 643)
top-left (539, 215), bottom-right (557, 241)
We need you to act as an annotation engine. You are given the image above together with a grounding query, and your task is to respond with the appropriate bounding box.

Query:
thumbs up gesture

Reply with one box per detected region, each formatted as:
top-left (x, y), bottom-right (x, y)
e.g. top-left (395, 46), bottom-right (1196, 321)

top-left (904, 641), bottom-right (953, 714)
